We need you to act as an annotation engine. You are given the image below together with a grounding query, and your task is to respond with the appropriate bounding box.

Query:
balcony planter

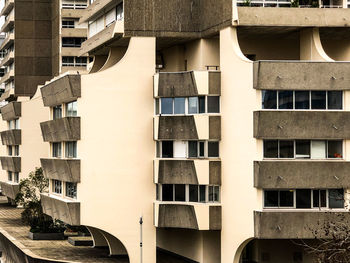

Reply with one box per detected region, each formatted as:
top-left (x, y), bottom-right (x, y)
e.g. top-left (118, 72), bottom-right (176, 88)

top-left (28, 231), bottom-right (65, 240)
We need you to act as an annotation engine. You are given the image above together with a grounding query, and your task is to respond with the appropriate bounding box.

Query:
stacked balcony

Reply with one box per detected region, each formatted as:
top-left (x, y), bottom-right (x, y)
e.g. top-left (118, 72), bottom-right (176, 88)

top-left (153, 70), bottom-right (222, 230)
top-left (253, 60), bottom-right (350, 239)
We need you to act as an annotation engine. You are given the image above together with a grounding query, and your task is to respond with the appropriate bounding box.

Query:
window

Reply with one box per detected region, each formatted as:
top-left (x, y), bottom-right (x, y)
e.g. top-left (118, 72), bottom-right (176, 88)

top-left (263, 140), bottom-right (343, 159)
top-left (174, 184), bottom-right (185, 201)
top-left (62, 38), bottom-right (86, 48)
top-left (66, 182), bottom-right (77, 199)
top-left (66, 101), bottom-right (77, 117)
top-left (52, 142), bottom-right (62, 158)
top-left (7, 171), bottom-right (12, 182)
top-left (162, 184), bottom-right (173, 201)
top-left (208, 142), bottom-right (219, 157)
top-left (8, 120), bottom-right (13, 129)
top-left (53, 105), bottom-right (62, 119)
top-left (174, 98), bottom-right (185, 114)
top-left (161, 98), bottom-right (173, 114)
top-left (62, 20), bottom-right (75, 28)
top-left (188, 97), bottom-right (198, 114)
top-left (264, 190), bottom-right (294, 207)
top-left (116, 2), bottom-right (124, 21)
top-left (14, 119), bottom-right (19, 129)
top-left (106, 7), bottom-right (116, 26)
top-left (209, 185), bottom-right (220, 202)
top-left (296, 189), bottom-right (311, 209)
top-left (313, 190), bottom-right (327, 208)
top-left (14, 172), bottom-right (19, 183)
top-left (161, 141), bottom-right (173, 158)
top-left (62, 56), bottom-right (74, 66)
top-left (52, 180), bottom-right (62, 194)
top-left (188, 141), bottom-right (205, 158)
top-left (14, 145), bottom-right (19, 156)
top-left (261, 90), bottom-right (343, 110)
top-left (65, 141), bottom-right (77, 158)
top-left (7, 145), bottom-right (12, 156)
top-left (329, 189), bottom-right (344, 208)
top-left (75, 57), bottom-right (87, 66)
top-left (189, 185), bottom-right (198, 202)
top-left (207, 96), bottom-right (220, 113)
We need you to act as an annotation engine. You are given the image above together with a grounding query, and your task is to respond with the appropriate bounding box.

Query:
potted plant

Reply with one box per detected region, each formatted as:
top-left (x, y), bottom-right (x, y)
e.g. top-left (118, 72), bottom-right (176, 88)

top-left (15, 168), bottom-right (66, 240)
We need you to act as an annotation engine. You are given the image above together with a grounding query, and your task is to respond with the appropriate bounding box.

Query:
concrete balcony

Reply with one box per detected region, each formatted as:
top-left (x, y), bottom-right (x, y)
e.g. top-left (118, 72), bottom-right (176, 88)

top-left (154, 71), bottom-right (221, 97)
top-left (0, 129), bottom-right (21, 145)
top-left (0, 181), bottom-right (19, 200)
top-left (61, 47), bottom-right (82, 57)
top-left (254, 211), bottom-right (350, 239)
top-left (1, 102), bottom-right (20, 121)
top-left (154, 115), bottom-right (221, 140)
top-left (0, 69), bottom-right (14, 85)
top-left (1, 12), bottom-right (14, 33)
top-left (41, 74), bottom-right (81, 107)
top-left (236, 7), bottom-right (350, 27)
top-left (0, 157), bottom-right (20, 172)
top-left (0, 33), bottom-right (14, 51)
top-left (0, 0), bottom-right (14, 17)
top-left (40, 117), bottom-right (80, 142)
top-left (0, 50), bottom-right (14, 68)
top-left (61, 8), bottom-right (86, 18)
top-left (154, 159), bottom-right (221, 185)
top-left (253, 61), bottom-right (350, 90)
top-left (79, 0), bottom-right (117, 23)
top-left (154, 202), bottom-right (221, 230)
top-left (41, 158), bottom-right (80, 183)
top-left (61, 28), bottom-right (87, 38)
top-left (254, 111), bottom-right (350, 139)
top-left (254, 161), bottom-right (350, 189)
top-left (41, 193), bottom-right (80, 226)
top-left (79, 21), bottom-right (124, 56)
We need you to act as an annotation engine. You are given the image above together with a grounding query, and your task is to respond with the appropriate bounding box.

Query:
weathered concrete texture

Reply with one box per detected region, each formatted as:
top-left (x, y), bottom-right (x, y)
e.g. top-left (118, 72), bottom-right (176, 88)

top-left (254, 211), bottom-right (350, 239)
top-left (253, 61), bottom-right (350, 90)
top-left (79, 21), bottom-right (123, 56)
top-left (0, 156), bottom-right (21, 172)
top-left (0, 181), bottom-right (19, 200)
top-left (208, 71), bottom-right (221, 95)
top-left (124, 0), bottom-right (232, 37)
top-left (209, 206), bottom-right (221, 230)
top-left (41, 75), bottom-right (81, 107)
top-left (158, 204), bottom-right (199, 230)
top-left (158, 72), bottom-right (198, 97)
top-left (0, 129), bottom-right (21, 145)
top-left (14, 0), bottom-right (53, 97)
top-left (237, 7), bottom-right (350, 27)
top-left (209, 116), bottom-right (221, 140)
top-left (254, 111), bottom-right (350, 139)
top-left (41, 158), bottom-right (80, 183)
top-left (1, 102), bottom-right (21, 121)
top-left (209, 161), bottom-right (221, 185)
top-left (158, 160), bottom-right (198, 184)
top-left (254, 161), bottom-right (350, 189)
top-left (0, 197), bottom-right (127, 263)
top-left (40, 117), bottom-right (80, 142)
top-left (41, 193), bottom-right (80, 226)
top-left (158, 116), bottom-right (198, 140)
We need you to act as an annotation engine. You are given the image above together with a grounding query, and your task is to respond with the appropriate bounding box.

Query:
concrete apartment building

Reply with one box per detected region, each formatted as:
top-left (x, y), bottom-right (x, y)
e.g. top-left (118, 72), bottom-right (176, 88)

top-left (0, 0), bottom-right (349, 263)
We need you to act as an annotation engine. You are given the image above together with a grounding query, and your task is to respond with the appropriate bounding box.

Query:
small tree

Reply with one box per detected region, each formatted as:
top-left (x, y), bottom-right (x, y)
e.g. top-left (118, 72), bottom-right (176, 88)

top-left (15, 168), bottom-right (65, 233)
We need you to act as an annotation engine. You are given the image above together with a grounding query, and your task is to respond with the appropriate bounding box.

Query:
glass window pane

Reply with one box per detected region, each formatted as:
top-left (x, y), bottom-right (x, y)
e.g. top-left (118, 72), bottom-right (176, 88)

top-left (155, 99), bottom-right (159, 115)
top-left (66, 182), bottom-right (77, 199)
top-left (174, 98), bottom-right (185, 114)
top-left (14, 172), bottom-right (19, 183)
top-left (214, 186), bottom-right (220, 202)
top-left (209, 186), bottom-right (214, 202)
top-left (328, 140), bottom-right (342, 158)
top-left (311, 140), bottom-right (326, 159)
top-left (189, 185), bottom-right (198, 202)
top-left (53, 105), bottom-right (62, 119)
top-left (295, 91), bottom-right (310, 109)
top-left (279, 190), bottom-right (294, 207)
top-left (263, 140), bottom-right (278, 158)
top-left (161, 141), bottom-right (173, 158)
top-left (175, 184), bottom-right (186, 201)
top-left (52, 143), bottom-right (62, 158)
top-left (279, 140), bottom-right (294, 158)
top-left (329, 189), bottom-right (344, 208)
top-left (207, 96), bottom-right (220, 113)
top-left (66, 101), bottom-right (77, 117)
top-left (262, 90), bottom-right (277, 109)
top-left (199, 142), bottom-right (205, 157)
top-left (65, 141), bottom-right (77, 158)
top-left (208, 142), bottom-right (219, 157)
top-left (188, 97), bottom-right (198, 114)
top-left (296, 189), bottom-right (311, 209)
top-left (161, 98), bottom-right (173, 114)
top-left (313, 190), bottom-right (320, 208)
top-left (188, 141), bottom-right (198, 158)
top-left (328, 91), bottom-right (342, 110)
top-left (199, 96), bottom-right (205, 113)
top-left (278, 91), bottom-right (293, 109)
top-left (199, 185), bottom-right (206, 202)
top-left (320, 190), bottom-right (327, 207)
top-left (162, 184), bottom-right (173, 201)
top-left (295, 140), bottom-right (310, 159)
top-left (311, 91), bottom-right (326, 109)
top-left (264, 191), bottom-right (278, 207)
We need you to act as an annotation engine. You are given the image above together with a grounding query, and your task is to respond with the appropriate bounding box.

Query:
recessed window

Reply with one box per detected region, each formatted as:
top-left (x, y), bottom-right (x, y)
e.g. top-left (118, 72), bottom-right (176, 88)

top-left (207, 96), bottom-right (220, 113)
top-left (162, 184), bottom-right (173, 201)
top-left (313, 190), bottom-right (327, 208)
top-left (311, 91), bottom-right (326, 109)
top-left (328, 91), bottom-right (342, 110)
top-left (52, 180), bottom-right (62, 194)
top-left (327, 140), bottom-right (342, 158)
top-left (7, 171), bottom-right (12, 182)
top-left (52, 142), bottom-right (62, 158)
top-left (296, 189), bottom-right (311, 208)
top-left (278, 91), bottom-right (293, 109)
top-left (263, 140), bottom-right (278, 158)
top-left (279, 140), bottom-right (294, 158)
top-left (208, 142), bottom-right (219, 157)
top-left (188, 97), bottom-right (198, 114)
top-left (66, 182), bottom-right (77, 199)
top-left (161, 98), bottom-right (173, 114)
top-left (189, 185), bottom-right (198, 202)
top-left (14, 172), bottom-right (19, 183)
top-left (174, 184), bottom-right (186, 201)
top-left (295, 91), bottom-right (309, 109)
top-left (66, 101), bottom-right (77, 117)
top-left (329, 189), bottom-right (344, 208)
top-left (14, 119), bottom-right (19, 129)
top-left (65, 141), bottom-right (77, 158)
top-left (7, 145), bottom-right (12, 156)
top-left (116, 2), bottom-right (124, 21)
top-left (264, 190), bottom-right (293, 207)
top-left (161, 141), bottom-right (173, 158)
top-left (174, 98), bottom-right (185, 114)
top-left (62, 20), bottom-right (75, 28)
top-left (53, 105), bottom-right (62, 120)
top-left (14, 145), bottom-right (19, 156)
top-left (209, 185), bottom-right (220, 202)
top-left (62, 37), bottom-right (86, 48)
top-left (295, 140), bottom-right (310, 159)
top-left (262, 90), bottom-right (277, 109)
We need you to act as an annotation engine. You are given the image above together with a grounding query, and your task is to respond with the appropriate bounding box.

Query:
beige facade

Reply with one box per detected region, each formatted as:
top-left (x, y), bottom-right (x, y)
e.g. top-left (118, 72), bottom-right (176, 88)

top-left (0, 0), bottom-right (349, 263)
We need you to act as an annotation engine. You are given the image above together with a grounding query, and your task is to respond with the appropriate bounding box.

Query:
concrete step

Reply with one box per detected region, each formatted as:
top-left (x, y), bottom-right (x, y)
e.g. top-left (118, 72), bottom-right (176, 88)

top-left (68, 236), bottom-right (93, 247)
